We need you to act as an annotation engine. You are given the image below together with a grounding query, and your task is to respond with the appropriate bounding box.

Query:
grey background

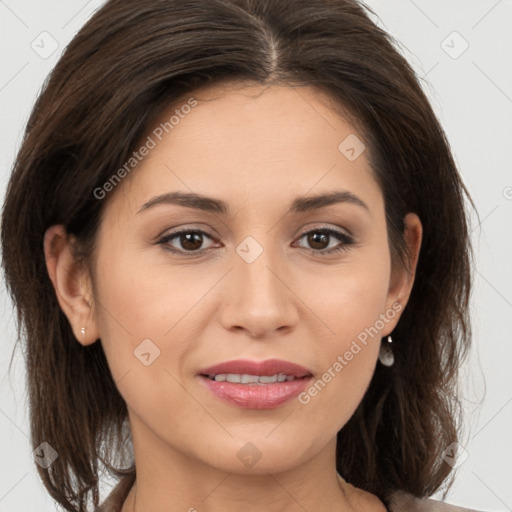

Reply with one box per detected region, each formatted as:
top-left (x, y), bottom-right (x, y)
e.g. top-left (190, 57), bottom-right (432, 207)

top-left (1, 1), bottom-right (511, 511)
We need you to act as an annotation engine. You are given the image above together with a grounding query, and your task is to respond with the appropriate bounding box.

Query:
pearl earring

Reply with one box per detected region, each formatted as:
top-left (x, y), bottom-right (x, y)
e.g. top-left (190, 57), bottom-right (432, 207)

top-left (378, 335), bottom-right (394, 367)
top-left (80, 327), bottom-right (86, 338)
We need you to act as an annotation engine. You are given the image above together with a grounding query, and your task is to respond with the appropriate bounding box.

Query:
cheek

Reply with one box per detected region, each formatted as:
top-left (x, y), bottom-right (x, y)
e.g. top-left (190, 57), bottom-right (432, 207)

top-left (92, 252), bottom-right (206, 431)
top-left (305, 244), bottom-right (391, 347)
top-left (91, 238), bottom-right (220, 388)
top-left (93, 264), bottom-right (176, 358)
top-left (297, 249), bottom-right (391, 415)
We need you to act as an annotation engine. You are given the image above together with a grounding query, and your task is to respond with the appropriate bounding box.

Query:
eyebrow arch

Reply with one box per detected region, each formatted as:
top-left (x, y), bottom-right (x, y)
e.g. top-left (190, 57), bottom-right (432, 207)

top-left (137, 190), bottom-right (369, 216)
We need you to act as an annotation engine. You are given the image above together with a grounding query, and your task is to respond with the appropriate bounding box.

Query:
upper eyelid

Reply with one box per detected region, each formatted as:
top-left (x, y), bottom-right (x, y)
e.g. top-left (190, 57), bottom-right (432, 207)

top-left (160, 223), bottom-right (351, 238)
top-left (158, 225), bottom-right (353, 248)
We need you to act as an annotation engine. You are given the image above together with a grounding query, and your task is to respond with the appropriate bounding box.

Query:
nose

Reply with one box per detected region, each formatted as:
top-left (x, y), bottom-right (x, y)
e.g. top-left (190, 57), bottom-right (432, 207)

top-left (219, 241), bottom-right (300, 339)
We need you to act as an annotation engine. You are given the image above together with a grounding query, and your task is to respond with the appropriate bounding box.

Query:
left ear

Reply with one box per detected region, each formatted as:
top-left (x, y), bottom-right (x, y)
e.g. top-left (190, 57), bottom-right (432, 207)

top-left (382, 212), bottom-right (423, 335)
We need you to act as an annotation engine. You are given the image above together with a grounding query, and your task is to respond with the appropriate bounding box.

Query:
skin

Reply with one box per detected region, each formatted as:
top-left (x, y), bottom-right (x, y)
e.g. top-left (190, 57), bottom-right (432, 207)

top-left (44, 82), bottom-right (422, 512)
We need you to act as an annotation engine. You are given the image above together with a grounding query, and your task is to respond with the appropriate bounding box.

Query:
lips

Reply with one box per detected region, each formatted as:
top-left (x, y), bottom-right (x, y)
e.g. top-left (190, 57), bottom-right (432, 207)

top-left (198, 359), bottom-right (313, 409)
top-left (198, 358), bottom-right (312, 379)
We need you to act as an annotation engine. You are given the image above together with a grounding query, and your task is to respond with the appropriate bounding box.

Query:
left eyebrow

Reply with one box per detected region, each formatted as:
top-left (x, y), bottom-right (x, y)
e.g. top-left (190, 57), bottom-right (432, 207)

top-left (289, 190), bottom-right (370, 214)
top-left (136, 190), bottom-right (370, 216)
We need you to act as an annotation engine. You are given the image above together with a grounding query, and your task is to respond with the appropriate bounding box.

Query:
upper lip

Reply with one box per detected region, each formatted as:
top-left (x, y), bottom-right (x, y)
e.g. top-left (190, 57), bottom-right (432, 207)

top-left (198, 359), bottom-right (312, 378)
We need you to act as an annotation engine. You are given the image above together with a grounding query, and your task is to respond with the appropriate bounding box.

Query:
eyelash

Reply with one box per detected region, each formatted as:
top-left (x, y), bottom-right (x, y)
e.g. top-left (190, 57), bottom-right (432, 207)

top-left (157, 227), bottom-right (354, 257)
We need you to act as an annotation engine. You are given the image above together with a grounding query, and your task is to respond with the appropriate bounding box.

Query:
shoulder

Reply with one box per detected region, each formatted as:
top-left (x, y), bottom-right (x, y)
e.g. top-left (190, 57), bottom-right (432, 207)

top-left (389, 490), bottom-right (487, 512)
top-left (340, 478), bottom-right (388, 511)
top-left (339, 476), bottom-right (485, 512)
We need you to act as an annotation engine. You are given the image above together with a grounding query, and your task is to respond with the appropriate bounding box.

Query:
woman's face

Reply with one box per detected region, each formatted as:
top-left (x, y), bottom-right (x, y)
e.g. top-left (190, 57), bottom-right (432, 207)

top-left (79, 83), bottom-right (420, 475)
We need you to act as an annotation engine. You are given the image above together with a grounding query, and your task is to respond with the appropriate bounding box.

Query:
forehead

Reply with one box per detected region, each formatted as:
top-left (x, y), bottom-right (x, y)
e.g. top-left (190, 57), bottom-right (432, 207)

top-left (107, 82), bottom-right (382, 219)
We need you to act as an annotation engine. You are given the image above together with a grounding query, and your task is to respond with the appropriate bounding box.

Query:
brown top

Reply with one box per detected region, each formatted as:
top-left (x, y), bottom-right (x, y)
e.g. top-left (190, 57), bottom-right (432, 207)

top-left (387, 491), bottom-right (484, 512)
top-left (95, 474), bottom-right (485, 512)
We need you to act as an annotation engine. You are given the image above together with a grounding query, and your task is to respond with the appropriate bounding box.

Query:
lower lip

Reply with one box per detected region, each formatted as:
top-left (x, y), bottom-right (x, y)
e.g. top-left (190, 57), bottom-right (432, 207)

top-left (199, 375), bottom-right (312, 409)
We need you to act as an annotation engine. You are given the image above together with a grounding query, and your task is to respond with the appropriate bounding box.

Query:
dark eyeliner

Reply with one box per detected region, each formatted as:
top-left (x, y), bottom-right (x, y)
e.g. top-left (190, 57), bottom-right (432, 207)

top-left (156, 226), bottom-right (354, 256)
top-left (295, 228), bottom-right (354, 256)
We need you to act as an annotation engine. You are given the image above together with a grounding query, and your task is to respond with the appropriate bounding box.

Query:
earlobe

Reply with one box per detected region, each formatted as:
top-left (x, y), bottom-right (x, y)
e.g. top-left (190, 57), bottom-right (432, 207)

top-left (43, 225), bottom-right (100, 346)
top-left (383, 212), bottom-right (423, 334)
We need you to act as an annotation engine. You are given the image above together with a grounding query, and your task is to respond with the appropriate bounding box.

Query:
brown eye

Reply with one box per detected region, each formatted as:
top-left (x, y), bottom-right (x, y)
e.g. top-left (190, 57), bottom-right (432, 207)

top-left (295, 228), bottom-right (354, 255)
top-left (178, 232), bottom-right (204, 251)
top-left (158, 229), bottom-right (217, 254)
top-left (157, 226), bottom-right (354, 257)
top-left (307, 231), bottom-right (330, 250)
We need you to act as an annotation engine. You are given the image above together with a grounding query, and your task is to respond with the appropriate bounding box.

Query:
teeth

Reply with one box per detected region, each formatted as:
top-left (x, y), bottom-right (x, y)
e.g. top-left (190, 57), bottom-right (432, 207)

top-left (209, 373), bottom-right (298, 384)
top-left (240, 374), bottom-right (260, 384)
top-left (259, 375), bottom-right (278, 383)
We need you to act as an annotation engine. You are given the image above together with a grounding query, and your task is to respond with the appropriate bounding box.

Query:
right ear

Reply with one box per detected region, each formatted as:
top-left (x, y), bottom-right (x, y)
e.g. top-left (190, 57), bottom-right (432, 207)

top-left (43, 225), bottom-right (100, 346)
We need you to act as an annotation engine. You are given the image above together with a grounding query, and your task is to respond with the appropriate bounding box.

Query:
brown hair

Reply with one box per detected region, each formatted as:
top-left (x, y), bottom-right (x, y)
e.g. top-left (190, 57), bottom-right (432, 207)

top-left (1, 0), bottom-right (475, 510)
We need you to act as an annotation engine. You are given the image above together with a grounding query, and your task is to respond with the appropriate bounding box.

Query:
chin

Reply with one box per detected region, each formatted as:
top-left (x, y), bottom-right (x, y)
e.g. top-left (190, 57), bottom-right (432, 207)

top-left (191, 434), bottom-right (320, 475)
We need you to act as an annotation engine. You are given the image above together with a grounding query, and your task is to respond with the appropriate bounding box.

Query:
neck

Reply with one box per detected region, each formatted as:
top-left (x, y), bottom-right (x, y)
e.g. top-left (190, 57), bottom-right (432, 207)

top-left (123, 474), bottom-right (359, 512)
top-left (120, 415), bottom-right (387, 512)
